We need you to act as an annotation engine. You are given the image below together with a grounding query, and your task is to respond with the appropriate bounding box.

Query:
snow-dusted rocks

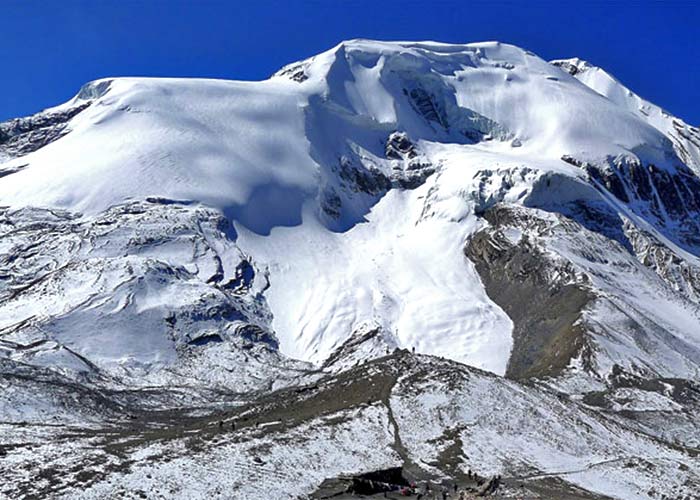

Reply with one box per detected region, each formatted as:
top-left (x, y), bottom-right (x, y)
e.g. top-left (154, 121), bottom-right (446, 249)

top-left (2, 40), bottom-right (699, 379)
top-left (1, 39), bottom-right (699, 499)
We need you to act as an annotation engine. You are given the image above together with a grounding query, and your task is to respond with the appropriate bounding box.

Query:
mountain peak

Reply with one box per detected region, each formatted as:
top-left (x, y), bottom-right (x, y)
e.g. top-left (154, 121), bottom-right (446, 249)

top-left (2, 38), bottom-right (700, 500)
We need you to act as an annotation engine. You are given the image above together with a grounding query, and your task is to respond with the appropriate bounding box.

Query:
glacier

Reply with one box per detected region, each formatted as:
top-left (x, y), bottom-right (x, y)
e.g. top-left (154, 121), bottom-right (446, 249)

top-left (1, 40), bottom-right (699, 499)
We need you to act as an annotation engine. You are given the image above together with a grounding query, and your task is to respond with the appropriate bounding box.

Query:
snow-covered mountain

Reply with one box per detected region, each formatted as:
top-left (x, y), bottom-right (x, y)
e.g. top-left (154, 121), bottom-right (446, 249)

top-left (1, 40), bottom-right (699, 499)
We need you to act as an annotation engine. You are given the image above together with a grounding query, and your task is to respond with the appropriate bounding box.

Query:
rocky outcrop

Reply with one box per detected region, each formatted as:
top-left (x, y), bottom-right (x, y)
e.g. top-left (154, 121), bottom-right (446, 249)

top-left (562, 154), bottom-right (700, 251)
top-left (337, 156), bottom-right (392, 196)
top-left (465, 206), bottom-right (594, 379)
top-left (385, 131), bottom-right (418, 160)
top-left (623, 219), bottom-right (700, 303)
top-left (400, 76), bottom-right (512, 143)
top-left (320, 132), bottom-right (435, 222)
top-left (405, 86), bottom-right (449, 128)
top-left (0, 200), bottom-right (278, 384)
top-left (273, 61), bottom-right (309, 82)
top-left (0, 102), bottom-right (91, 158)
top-left (550, 58), bottom-right (592, 76)
top-left (321, 323), bottom-right (398, 372)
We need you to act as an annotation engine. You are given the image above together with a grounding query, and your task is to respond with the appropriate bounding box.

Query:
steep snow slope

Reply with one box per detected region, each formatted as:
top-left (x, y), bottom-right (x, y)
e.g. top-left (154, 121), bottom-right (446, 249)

top-left (552, 57), bottom-right (700, 172)
top-left (2, 39), bottom-right (700, 500)
top-left (1, 40), bottom-right (700, 382)
top-left (0, 77), bottom-right (316, 228)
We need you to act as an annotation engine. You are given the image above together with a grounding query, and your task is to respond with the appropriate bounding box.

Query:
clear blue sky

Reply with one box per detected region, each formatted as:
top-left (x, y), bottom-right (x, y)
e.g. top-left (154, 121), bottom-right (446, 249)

top-left (2, 0), bottom-right (698, 123)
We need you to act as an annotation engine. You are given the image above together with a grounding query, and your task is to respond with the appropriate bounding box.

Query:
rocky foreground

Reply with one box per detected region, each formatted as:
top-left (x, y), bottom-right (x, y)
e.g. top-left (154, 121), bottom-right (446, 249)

top-left (2, 349), bottom-right (698, 499)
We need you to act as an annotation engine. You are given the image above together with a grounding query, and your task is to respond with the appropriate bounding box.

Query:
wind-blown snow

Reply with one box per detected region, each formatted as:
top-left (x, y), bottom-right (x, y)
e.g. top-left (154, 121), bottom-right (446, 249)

top-left (1, 39), bottom-right (699, 378)
top-left (2, 40), bottom-right (700, 500)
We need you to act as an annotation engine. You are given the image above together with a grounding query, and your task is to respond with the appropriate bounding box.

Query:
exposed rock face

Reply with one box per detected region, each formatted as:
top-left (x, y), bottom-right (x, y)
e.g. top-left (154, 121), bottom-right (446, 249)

top-left (385, 131), bottom-right (418, 160)
top-left (463, 189), bottom-right (700, 386)
top-left (335, 132), bottom-right (436, 196)
top-left (0, 200), bottom-right (280, 386)
top-left (384, 132), bottom-right (436, 189)
top-left (321, 323), bottom-right (397, 372)
top-left (465, 206), bottom-right (594, 379)
top-left (623, 219), bottom-right (700, 303)
top-left (0, 102), bottom-right (91, 159)
top-left (2, 40), bottom-right (700, 500)
top-left (406, 86), bottom-right (449, 128)
top-left (399, 74), bottom-right (513, 143)
top-left (551, 58), bottom-right (592, 76)
top-left (670, 119), bottom-right (700, 166)
top-left (273, 61), bottom-right (309, 82)
top-left (319, 132), bottom-right (435, 223)
top-left (562, 154), bottom-right (700, 251)
top-left (337, 155), bottom-right (392, 196)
